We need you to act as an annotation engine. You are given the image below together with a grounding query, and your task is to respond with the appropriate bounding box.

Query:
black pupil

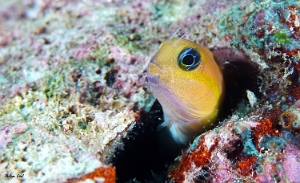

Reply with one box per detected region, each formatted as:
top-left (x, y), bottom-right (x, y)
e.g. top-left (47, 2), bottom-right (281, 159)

top-left (182, 55), bottom-right (194, 65)
top-left (178, 48), bottom-right (201, 71)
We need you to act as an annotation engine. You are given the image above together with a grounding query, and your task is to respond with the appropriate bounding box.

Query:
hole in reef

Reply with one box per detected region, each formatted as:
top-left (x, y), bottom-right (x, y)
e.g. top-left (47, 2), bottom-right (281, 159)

top-left (105, 69), bottom-right (118, 87)
top-left (212, 49), bottom-right (261, 120)
top-left (109, 101), bottom-right (186, 183)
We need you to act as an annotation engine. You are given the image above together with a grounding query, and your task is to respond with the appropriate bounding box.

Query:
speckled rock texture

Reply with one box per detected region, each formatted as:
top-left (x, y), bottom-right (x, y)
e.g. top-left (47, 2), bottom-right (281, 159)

top-left (0, 0), bottom-right (155, 182)
top-left (1, 0), bottom-right (300, 182)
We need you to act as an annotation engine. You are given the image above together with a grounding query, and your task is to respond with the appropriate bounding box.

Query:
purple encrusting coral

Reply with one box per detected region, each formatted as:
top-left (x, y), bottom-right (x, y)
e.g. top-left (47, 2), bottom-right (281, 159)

top-left (1, 0), bottom-right (300, 182)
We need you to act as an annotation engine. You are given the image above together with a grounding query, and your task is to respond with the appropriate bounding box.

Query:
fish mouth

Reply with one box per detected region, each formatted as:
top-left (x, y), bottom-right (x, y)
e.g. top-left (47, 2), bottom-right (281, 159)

top-left (147, 75), bottom-right (159, 84)
top-left (146, 60), bottom-right (165, 84)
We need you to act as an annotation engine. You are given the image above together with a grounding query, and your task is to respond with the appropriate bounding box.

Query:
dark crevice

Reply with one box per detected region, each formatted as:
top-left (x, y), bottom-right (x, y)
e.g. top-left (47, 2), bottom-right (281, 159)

top-left (212, 49), bottom-right (261, 120)
top-left (109, 101), bottom-right (186, 183)
top-left (225, 139), bottom-right (244, 163)
top-left (105, 69), bottom-right (118, 87)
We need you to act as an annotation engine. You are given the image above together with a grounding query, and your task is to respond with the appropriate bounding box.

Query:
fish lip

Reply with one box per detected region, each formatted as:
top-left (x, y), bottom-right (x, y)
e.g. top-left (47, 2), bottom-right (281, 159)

top-left (150, 60), bottom-right (163, 71)
top-left (146, 59), bottom-right (165, 84)
top-left (147, 74), bottom-right (159, 84)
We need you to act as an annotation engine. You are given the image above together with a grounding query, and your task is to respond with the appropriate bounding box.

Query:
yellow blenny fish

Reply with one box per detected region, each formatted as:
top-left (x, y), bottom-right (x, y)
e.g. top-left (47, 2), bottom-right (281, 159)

top-left (147, 37), bottom-right (224, 143)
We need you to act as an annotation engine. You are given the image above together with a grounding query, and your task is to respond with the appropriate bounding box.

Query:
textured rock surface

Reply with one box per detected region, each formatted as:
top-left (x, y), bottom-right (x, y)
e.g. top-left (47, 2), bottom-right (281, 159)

top-left (0, 0), bottom-right (155, 182)
top-left (1, 0), bottom-right (300, 182)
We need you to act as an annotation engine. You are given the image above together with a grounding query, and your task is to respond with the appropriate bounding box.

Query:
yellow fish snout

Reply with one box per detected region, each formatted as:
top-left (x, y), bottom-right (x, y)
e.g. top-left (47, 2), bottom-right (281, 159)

top-left (147, 62), bottom-right (162, 84)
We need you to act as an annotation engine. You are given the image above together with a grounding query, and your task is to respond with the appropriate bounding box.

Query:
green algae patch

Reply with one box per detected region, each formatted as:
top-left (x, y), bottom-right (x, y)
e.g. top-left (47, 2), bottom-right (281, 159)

top-left (113, 32), bottom-right (143, 53)
top-left (43, 74), bottom-right (65, 100)
top-left (90, 48), bottom-right (110, 67)
top-left (78, 121), bottom-right (88, 130)
top-left (273, 31), bottom-right (291, 45)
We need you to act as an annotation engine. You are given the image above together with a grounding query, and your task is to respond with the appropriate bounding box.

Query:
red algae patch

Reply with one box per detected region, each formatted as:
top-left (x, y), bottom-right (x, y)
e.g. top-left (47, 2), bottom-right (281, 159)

top-left (251, 118), bottom-right (281, 149)
top-left (168, 136), bottom-right (219, 182)
top-left (235, 156), bottom-right (257, 176)
top-left (67, 166), bottom-right (116, 183)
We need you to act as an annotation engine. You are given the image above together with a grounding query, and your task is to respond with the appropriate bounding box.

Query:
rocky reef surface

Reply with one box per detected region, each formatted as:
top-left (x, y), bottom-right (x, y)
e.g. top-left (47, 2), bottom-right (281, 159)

top-left (1, 0), bottom-right (300, 182)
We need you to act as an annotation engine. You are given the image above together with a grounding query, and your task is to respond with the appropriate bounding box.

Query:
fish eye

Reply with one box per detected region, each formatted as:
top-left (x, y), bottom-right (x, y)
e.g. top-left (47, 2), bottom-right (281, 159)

top-left (178, 47), bottom-right (201, 71)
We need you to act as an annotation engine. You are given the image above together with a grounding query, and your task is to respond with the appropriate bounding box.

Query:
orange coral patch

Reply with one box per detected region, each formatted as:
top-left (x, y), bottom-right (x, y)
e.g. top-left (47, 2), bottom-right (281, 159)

top-left (251, 118), bottom-right (281, 149)
top-left (236, 156), bottom-right (257, 176)
top-left (67, 166), bottom-right (116, 183)
top-left (167, 136), bottom-right (219, 182)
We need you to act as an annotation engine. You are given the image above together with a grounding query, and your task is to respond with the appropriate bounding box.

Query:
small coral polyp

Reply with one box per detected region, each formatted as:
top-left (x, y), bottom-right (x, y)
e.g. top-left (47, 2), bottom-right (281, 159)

top-left (219, 0), bottom-right (300, 62)
top-left (280, 101), bottom-right (300, 132)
